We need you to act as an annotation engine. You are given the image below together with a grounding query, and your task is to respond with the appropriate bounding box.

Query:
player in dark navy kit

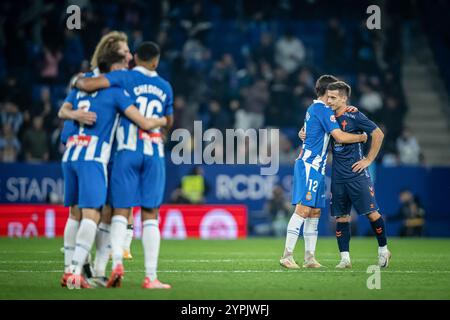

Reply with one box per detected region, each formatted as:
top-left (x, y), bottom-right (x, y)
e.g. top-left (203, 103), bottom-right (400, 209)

top-left (326, 81), bottom-right (391, 268)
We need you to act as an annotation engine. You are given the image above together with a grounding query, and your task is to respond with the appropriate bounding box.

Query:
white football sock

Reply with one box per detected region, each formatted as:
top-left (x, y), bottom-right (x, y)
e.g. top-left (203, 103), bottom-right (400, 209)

top-left (123, 226), bottom-right (133, 252)
top-left (110, 215), bottom-right (128, 268)
top-left (340, 251), bottom-right (350, 261)
top-left (142, 219), bottom-right (160, 281)
top-left (378, 245), bottom-right (388, 254)
top-left (70, 218), bottom-right (97, 275)
top-left (304, 217), bottom-right (319, 255)
top-left (284, 214), bottom-right (305, 255)
top-left (63, 218), bottom-right (79, 273)
top-left (93, 222), bottom-right (111, 278)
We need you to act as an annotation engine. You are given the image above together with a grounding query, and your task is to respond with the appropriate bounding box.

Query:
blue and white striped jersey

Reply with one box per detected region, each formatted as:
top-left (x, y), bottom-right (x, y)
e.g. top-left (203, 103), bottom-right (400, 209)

top-left (62, 75), bottom-right (134, 165)
top-left (105, 66), bottom-right (174, 157)
top-left (299, 100), bottom-right (340, 175)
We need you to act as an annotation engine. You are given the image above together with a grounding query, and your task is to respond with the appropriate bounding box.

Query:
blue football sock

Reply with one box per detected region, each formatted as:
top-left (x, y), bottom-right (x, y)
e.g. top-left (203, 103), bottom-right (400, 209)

top-left (370, 217), bottom-right (387, 247)
top-left (336, 222), bottom-right (351, 252)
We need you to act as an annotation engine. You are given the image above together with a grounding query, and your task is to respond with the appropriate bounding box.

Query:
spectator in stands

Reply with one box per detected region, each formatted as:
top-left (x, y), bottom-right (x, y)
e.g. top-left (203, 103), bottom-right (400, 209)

top-left (278, 133), bottom-right (298, 165)
top-left (397, 127), bottom-right (421, 165)
top-left (0, 101), bottom-right (23, 135)
top-left (266, 68), bottom-right (291, 126)
top-left (275, 29), bottom-right (305, 75)
top-left (63, 29), bottom-right (84, 78)
top-left (381, 95), bottom-right (404, 142)
top-left (252, 32), bottom-right (275, 66)
top-left (39, 42), bottom-right (63, 84)
top-left (325, 18), bottom-right (346, 73)
top-left (0, 75), bottom-right (29, 108)
top-left (205, 98), bottom-right (233, 132)
top-left (264, 185), bottom-right (292, 237)
top-left (240, 79), bottom-right (269, 129)
top-left (24, 86), bottom-right (54, 132)
top-left (0, 123), bottom-right (21, 162)
top-left (183, 35), bottom-right (208, 71)
top-left (395, 189), bottom-right (426, 237)
top-left (22, 116), bottom-right (49, 162)
top-left (180, 0), bottom-right (212, 41)
top-left (181, 166), bottom-right (210, 204)
top-left (358, 84), bottom-right (383, 119)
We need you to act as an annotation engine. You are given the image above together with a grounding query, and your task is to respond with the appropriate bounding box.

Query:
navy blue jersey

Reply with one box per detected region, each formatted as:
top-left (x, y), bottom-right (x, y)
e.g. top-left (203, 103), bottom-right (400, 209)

top-left (331, 111), bottom-right (377, 183)
top-left (105, 66), bottom-right (173, 158)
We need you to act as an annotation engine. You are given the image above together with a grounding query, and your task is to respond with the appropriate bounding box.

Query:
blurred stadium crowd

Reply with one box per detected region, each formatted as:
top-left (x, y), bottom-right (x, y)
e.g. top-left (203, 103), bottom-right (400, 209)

top-left (1, 0), bottom-right (447, 166)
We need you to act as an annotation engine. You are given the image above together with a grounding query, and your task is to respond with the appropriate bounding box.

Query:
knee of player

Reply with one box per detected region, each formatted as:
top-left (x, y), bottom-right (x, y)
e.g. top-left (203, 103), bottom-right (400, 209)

top-left (336, 215), bottom-right (351, 223)
top-left (367, 211), bottom-right (381, 222)
top-left (141, 207), bottom-right (159, 220)
top-left (310, 208), bottom-right (321, 218)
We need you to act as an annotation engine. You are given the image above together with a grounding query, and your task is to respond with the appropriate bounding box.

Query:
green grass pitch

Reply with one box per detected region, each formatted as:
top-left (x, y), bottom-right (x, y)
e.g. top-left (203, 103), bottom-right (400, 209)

top-left (0, 237), bottom-right (449, 300)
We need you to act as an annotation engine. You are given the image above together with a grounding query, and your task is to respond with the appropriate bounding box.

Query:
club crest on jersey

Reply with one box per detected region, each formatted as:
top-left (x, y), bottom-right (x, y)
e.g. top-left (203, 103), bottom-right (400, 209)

top-left (369, 186), bottom-right (375, 197)
top-left (306, 192), bottom-right (312, 201)
top-left (330, 115), bottom-right (336, 122)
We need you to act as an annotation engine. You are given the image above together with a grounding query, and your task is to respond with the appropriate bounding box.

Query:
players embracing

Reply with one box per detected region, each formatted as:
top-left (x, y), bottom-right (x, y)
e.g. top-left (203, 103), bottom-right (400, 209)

top-left (280, 75), bottom-right (368, 269)
top-left (74, 41), bottom-right (174, 289)
top-left (294, 79), bottom-right (391, 269)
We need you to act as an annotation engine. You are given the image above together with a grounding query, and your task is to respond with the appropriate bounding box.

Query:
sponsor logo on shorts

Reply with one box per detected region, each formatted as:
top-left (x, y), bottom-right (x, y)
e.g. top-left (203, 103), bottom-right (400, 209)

top-left (336, 231), bottom-right (342, 237)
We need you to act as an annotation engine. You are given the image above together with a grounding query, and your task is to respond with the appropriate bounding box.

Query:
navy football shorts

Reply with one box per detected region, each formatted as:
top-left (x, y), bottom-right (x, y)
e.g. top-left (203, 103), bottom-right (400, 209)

top-left (331, 178), bottom-right (379, 217)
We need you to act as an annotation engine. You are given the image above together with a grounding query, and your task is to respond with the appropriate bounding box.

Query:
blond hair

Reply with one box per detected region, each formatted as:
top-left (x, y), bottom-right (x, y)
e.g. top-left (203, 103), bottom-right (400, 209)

top-left (90, 31), bottom-right (128, 69)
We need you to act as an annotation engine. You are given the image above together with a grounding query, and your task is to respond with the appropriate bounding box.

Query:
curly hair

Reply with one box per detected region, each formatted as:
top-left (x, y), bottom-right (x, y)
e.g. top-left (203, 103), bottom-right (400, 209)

top-left (90, 31), bottom-right (128, 70)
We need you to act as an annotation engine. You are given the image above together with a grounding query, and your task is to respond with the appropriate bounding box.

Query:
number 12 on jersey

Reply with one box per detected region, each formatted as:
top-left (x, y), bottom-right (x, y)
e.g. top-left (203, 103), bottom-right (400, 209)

top-left (308, 179), bottom-right (318, 192)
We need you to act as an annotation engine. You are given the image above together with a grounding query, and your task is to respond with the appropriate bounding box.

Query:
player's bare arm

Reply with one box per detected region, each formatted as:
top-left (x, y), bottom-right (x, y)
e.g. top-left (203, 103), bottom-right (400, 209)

top-left (57, 102), bottom-right (97, 125)
top-left (124, 105), bottom-right (167, 131)
top-left (331, 129), bottom-right (367, 144)
top-left (352, 127), bottom-right (384, 173)
top-left (75, 75), bottom-right (111, 92)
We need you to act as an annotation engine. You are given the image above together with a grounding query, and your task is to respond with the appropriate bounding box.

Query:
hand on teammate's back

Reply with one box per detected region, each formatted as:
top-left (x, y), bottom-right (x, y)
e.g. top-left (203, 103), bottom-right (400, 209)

top-left (345, 105), bottom-right (358, 113)
top-left (74, 108), bottom-right (97, 125)
top-left (298, 127), bottom-right (306, 141)
top-left (70, 72), bottom-right (84, 89)
top-left (361, 132), bottom-right (368, 143)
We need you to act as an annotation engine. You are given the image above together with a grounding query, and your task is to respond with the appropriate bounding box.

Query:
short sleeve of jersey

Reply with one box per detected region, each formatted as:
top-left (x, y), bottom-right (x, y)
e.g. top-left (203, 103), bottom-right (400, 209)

top-left (64, 89), bottom-right (78, 105)
top-left (356, 111), bottom-right (377, 134)
top-left (164, 83), bottom-right (174, 116)
top-left (316, 104), bottom-right (340, 133)
top-left (111, 88), bottom-right (134, 112)
top-left (105, 70), bottom-right (128, 88)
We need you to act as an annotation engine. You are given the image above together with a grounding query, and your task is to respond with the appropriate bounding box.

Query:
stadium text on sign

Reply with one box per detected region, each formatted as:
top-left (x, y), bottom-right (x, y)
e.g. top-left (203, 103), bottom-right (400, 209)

top-left (0, 205), bottom-right (247, 239)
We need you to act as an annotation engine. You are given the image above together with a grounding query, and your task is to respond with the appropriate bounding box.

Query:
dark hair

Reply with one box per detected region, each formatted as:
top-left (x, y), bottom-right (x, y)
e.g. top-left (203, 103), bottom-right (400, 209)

top-left (136, 41), bottom-right (160, 62)
top-left (315, 75), bottom-right (338, 97)
top-left (97, 51), bottom-right (126, 73)
top-left (327, 81), bottom-right (351, 98)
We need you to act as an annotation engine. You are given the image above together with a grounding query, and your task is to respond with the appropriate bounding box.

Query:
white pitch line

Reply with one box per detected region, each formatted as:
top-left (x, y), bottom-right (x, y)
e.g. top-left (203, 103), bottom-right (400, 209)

top-left (0, 258), bottom-right (443, 264)
top-left (0, 269), bottom-right (449, 274)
